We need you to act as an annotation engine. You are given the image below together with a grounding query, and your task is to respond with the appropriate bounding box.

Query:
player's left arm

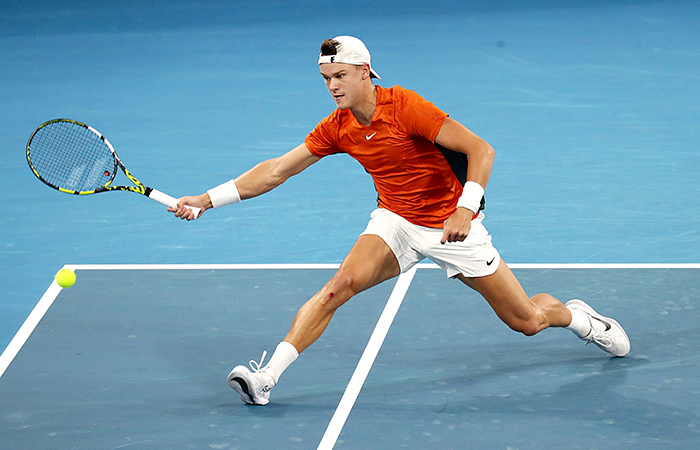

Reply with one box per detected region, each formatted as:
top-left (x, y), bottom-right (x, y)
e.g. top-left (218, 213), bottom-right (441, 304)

top-left (434, 117), bottom-right (495, 244)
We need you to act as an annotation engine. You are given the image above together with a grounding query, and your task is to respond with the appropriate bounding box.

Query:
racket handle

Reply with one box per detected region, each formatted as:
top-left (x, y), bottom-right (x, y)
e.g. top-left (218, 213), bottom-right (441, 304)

top-left (148, 188), bottom-right (201, 219)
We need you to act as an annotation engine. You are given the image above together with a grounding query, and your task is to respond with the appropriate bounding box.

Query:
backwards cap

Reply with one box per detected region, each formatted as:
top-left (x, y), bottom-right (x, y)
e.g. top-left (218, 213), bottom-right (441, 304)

top-left (318, 36), bottom-right (381, 79)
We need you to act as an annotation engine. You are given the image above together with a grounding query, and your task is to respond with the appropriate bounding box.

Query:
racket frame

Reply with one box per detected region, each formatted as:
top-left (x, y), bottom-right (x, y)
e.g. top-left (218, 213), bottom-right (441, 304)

top-left (26, 119), bottom-right (199, 217)
top-left (28, 119), bottom-right (151, 196)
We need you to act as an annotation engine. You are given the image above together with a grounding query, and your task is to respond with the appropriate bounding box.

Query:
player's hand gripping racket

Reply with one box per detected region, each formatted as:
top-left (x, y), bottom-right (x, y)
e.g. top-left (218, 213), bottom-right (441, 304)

top-left (26, 119), bottom-right (200, 219)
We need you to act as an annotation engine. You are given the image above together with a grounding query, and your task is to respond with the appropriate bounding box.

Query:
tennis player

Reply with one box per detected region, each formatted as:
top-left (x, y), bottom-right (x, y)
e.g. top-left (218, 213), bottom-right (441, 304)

top-left (169, 36), bottom-right (630, 406)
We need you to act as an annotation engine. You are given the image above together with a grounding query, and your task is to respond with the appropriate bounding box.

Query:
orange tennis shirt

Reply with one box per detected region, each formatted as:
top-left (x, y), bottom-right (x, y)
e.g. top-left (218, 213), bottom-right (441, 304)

top-left (305, 85), bottom-right (463, 228)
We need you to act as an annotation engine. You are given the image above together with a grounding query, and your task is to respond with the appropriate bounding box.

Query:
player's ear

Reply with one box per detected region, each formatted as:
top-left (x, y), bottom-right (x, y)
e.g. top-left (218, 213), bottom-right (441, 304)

top-left (361, 63), bottom-right (371, 80)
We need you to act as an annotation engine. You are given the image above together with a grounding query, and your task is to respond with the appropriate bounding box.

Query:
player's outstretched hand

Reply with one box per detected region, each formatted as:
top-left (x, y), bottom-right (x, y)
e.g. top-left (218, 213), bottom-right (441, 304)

top-left (168, 194), bottom-right (210, 221)
top-left (441, 207), bottom-right (473, 244)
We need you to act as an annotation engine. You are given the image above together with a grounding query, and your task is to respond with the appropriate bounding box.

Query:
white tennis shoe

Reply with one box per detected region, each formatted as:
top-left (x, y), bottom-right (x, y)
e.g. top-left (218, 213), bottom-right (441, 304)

top-left (227, 351), bottom-right (276, 406)
top-left (566, 299), bottom-right (630, 357)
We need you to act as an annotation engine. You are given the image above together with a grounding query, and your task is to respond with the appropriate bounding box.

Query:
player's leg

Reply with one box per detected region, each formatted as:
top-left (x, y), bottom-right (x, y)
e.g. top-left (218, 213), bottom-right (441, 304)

top-left (228, 234), bottom-right (401, 405)
top-left (458, 261), bottom-right (630, 357)
top-left (456, 262), bottom-right (571, 336)
top-left (284, 233), bottom-right (401, 352)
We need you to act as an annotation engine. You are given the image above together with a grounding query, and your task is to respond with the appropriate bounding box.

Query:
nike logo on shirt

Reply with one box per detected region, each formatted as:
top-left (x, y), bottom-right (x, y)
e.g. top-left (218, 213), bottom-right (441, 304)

top-left (366, 132), bottom-right (377, 140)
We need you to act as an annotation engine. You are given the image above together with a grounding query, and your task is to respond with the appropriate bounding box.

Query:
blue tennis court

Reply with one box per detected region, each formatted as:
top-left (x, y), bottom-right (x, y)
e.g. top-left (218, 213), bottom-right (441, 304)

top-left (1, 0), bottom-right (699, 449)
top-left (2, 264), bottom-right (699, 449)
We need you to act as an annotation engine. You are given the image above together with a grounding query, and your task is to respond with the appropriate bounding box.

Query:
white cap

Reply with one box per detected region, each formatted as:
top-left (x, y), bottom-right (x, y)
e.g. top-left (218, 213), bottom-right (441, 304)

top-left (318, 36), bottom-right (381, 79)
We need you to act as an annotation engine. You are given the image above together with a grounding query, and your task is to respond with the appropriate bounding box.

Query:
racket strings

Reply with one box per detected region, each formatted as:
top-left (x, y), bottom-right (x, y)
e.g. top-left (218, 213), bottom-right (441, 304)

top-left (28, 121), bottom-right (116, 193)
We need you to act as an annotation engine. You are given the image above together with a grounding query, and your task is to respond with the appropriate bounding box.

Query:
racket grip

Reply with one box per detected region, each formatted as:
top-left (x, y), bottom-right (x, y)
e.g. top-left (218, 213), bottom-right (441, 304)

top-left (148, 188), bottom-right (201, 219)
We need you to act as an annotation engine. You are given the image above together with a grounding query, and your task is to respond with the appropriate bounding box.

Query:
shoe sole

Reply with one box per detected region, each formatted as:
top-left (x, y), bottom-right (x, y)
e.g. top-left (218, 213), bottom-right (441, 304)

top-left (229, 376), bottom-right (255, 405)
top-left (566, 299), bottom-right (630, 357)
top-left (227, 368), bottom-right (269, 406)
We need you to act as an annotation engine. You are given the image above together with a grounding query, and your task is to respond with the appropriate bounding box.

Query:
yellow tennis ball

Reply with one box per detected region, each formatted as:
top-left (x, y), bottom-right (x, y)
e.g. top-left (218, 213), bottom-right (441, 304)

top-left (55, 268), bottom-right (76, 288)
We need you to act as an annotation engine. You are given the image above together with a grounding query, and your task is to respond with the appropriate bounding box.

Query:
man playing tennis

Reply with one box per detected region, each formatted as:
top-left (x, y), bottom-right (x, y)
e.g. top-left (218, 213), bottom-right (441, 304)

top-left (169, 36), bottom-right (630, 406)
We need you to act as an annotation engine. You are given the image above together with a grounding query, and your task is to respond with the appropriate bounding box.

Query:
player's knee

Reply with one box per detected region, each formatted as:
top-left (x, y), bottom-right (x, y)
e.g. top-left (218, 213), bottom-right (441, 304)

top-left (506, 316), bottom-right (542, 337)
top-left (519, 323), bottom-right (542, 337)
top-left (319, 271), bottom-right (358, 309)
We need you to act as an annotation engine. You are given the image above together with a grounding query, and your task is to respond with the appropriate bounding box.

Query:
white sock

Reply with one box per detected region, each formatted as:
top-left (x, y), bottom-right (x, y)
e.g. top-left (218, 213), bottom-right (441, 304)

top-left (567, 307), bottom-right (592, 338)
top-left (264, 341), bottom-right (299, 384)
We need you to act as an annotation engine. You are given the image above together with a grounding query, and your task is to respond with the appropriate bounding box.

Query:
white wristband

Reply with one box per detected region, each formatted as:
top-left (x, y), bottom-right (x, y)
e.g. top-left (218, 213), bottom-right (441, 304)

top-left (456, 181), bottom-right (484, 214)
top-left (207, 179), bottom-right (241, 208)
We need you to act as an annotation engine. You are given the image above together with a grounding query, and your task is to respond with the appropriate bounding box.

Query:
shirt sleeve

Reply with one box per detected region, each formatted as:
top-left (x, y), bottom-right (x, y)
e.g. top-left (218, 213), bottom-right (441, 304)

top-left (394, 88), bottom-right (449, 142)
top-left (305, 113), bottom-right (343, 158)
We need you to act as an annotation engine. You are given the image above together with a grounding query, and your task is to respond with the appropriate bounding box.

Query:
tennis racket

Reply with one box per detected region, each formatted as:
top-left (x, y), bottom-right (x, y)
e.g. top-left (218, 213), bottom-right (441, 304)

top-left (26, 119), bottom-right (200, 218)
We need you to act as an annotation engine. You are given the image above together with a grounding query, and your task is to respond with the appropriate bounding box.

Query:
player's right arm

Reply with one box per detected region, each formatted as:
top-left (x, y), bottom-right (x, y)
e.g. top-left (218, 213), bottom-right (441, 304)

top-left (170, 143), bottom-right (320, 220)
top-left (235, 143), bottom-right (321, 199)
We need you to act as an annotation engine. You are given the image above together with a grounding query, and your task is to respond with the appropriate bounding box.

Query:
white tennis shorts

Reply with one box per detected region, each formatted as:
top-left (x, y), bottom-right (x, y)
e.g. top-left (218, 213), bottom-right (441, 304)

top-left (360, 208), bottom-right (501, 278)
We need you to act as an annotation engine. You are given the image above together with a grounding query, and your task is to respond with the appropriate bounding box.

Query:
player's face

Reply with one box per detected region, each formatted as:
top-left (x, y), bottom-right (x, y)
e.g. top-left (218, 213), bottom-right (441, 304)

top-left (320, 63), bottom-right (366, 110)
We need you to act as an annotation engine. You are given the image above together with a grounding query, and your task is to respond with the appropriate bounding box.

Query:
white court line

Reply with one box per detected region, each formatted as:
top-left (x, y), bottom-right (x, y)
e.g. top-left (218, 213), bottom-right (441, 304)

top-left (67, 263), bottom-right (342, 270)
top-left (0, 280), bottom-right (62, 379)
top-left (423, 262), bottom-right (700, 270)
top-left (63, 262), bottom-right (700, 271)
top-left (316, 266), bottom-right (418, 450)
